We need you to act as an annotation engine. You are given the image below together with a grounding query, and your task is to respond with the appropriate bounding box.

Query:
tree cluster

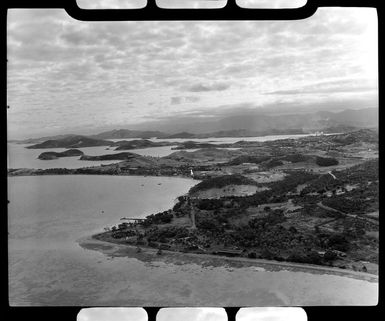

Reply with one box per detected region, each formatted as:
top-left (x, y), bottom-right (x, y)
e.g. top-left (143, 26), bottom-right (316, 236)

top-left (315, 156), bottom-right (339, 167)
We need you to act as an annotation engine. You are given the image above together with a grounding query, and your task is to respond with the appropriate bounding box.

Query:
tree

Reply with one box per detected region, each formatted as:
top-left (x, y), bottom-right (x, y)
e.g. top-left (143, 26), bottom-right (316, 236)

top-left (327, 234), bottom-right (349, 252)
top-left (324, 250), bottom-right (337, 261)
top-left (316, 156), bottom-right (339, 167)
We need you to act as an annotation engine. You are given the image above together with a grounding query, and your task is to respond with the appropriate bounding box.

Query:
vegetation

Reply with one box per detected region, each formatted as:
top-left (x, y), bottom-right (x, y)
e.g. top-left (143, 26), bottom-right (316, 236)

top-left (226, 155), bottom-right (271, 166)
top-left (142, 211), bottom-right (174, 226)
top-left (330, 129), bottom-right (378, 145)
top-left (146, 226), bottom-right (189, 242)
top-left (197, 217), bottom-right (223, 231)
top-left (228, 171), bottom-right (318, 208)
top-left (263, 158), bottom-right (284, 169)
top-left (281, 153), bottom-right (310, 163)
top-left (325, 233), bottom-right (350, 252)
top-left (287, 250), bottom-right (323, 265)
top-left (322, 194), bottom-right (375, 214)
top-left (336, 158), bottom-right (378, 183)
top-left (80, 152), bottom-right (137, 161)
top-left (315, 156), bottom-right (339, 167)
top-left (173, 141), bottom-right (217, 150)
top-left (196, 198), bottom-right (225, 210)
top-left (189, 174), bottom-right (257, 193)
top-left (38, 149), bottom-right (84, 160)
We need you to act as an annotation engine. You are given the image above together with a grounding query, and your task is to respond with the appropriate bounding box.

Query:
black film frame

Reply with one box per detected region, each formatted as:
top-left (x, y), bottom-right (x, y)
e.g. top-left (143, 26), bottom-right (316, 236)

top-left (2, 0), bottom-right (383, 320)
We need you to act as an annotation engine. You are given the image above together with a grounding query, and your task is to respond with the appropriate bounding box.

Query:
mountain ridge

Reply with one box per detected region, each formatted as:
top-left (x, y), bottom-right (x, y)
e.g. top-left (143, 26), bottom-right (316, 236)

top-left (13, 108), bottom-right (378, 143)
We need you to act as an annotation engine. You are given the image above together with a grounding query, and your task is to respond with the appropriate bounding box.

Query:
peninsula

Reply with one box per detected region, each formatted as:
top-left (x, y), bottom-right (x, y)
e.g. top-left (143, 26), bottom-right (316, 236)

top-left (8, 129), bottom-right (379, 274)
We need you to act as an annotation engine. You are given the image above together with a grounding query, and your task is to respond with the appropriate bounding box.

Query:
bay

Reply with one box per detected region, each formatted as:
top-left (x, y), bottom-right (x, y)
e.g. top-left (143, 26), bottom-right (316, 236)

top-left (8, 175), bottom-right (378, 306)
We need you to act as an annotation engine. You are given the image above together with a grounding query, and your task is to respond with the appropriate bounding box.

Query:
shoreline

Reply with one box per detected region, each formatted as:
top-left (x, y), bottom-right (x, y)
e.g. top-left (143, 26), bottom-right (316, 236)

top-left (12, 166), bottom-right (379, 278)
top-left (7, 171), bottom-right (194, 180)
top-left (78, 235), bottom-right (378, 283)
top-left (10, 130), bottom-right (379, 282)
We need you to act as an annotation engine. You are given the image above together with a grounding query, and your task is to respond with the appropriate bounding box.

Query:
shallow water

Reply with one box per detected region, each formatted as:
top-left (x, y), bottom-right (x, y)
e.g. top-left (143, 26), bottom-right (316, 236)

top-left (8, 175), bottom-right (197, 305)
top-left (8, 175), bottom-right (196, 243)
top-left (8, 175), bottom-right (378, 306)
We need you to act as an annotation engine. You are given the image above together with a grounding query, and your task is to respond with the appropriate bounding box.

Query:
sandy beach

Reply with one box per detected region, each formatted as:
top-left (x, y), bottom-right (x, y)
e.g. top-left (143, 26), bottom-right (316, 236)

top-left (78, 236), bottom-right (378, 283)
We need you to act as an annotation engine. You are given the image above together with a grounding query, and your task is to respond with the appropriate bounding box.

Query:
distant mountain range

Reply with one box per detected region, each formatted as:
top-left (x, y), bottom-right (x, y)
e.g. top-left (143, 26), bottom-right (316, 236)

top-left (26, 135), bottom-right (111, 149)
top-left (91, 129), bottom-right (166, 140)
top-left (123, 106), bottom-right (378, 135)
top-left (12, 108), bottom-right (377, 144)
top-left (14, 134), bottom-right (80, 145)
top-left (111, 139), bottom-right (172, 150)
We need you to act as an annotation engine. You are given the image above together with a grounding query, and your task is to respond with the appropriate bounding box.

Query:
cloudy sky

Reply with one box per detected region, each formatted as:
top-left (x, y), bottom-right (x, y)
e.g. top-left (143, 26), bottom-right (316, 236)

top-left (7, 5), bottom-right (377, 139)
top-left (77, 308), bottom-right (147, 321)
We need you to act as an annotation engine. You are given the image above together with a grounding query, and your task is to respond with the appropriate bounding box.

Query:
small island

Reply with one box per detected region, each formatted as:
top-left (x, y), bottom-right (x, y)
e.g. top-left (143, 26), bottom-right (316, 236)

top-left (79, 152), bottom-right (138, 161)
top-left (38, 149), bottom-right (84, 160)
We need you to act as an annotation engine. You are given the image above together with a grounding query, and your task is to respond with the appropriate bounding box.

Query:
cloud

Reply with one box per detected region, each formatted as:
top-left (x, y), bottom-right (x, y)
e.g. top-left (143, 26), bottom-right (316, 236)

top-left (186, 96), bottom-right (200, 103)
top-left (171, 96), bottom-right (201, 104)
top-left (185, 82), bottom-right (231, 92)
top-left (265, 78), bottom-right (378, 95)
top-left (171, 96), bottom-right (183, 105)
top-left (6, 7), bottom-right (378, 139)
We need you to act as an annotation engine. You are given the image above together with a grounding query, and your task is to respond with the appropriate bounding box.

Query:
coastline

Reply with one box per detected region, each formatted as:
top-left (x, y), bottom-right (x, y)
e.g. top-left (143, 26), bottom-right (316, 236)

top-left (10, 130), bottom-right (379, 284)
top-left (78, 235), bottom-right (378, 283)
top-left (7, 170), bottom-right (194, 180)
top-left (12, 162), bottom-right (378, 278)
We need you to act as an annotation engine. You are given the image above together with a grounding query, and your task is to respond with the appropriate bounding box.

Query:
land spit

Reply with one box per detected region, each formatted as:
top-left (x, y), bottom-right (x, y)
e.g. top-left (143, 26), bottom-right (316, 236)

top-left (78, 236), bottom-right (378, 282)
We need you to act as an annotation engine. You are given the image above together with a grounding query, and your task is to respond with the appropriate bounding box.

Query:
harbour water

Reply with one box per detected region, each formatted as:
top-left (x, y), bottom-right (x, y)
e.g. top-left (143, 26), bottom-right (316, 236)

top-left (8, 175), bottom-right (378, 306)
